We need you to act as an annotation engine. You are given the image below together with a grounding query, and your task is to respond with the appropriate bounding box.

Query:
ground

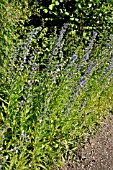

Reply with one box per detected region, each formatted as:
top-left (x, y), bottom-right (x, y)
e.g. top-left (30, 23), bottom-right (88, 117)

top-left (64, 113), bottom-right (113, 170)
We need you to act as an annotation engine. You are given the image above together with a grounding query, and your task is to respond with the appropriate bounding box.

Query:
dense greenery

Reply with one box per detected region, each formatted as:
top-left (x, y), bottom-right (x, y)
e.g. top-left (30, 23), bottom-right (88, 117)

top-left (35, 0), bottom-right (113, 35)
top-left (1, 0), bottom-right (113, 68)
top-left (0, 0), bottom-right (113, 169)
top-left (14, 0), bottom-right (113, 41)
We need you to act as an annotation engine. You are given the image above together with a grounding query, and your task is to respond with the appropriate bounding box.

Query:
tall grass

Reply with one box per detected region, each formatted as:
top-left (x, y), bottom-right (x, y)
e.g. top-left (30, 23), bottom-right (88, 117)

top-left (0, 23), bottom-right (113, 169)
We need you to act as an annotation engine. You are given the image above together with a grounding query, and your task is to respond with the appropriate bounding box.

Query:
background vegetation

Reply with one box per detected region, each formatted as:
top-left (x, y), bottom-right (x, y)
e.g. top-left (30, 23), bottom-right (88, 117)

top-left (0, 0), bottom-right (113, 169)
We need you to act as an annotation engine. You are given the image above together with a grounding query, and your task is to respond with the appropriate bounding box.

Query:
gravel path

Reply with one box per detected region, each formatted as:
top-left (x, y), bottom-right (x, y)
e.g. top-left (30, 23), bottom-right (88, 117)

top-left (64, 113), bottom-right (113, 170)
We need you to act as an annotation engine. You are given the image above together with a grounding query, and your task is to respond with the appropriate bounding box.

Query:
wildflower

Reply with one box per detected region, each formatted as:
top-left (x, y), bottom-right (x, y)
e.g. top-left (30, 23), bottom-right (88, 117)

top-left (52, 23), bottom-right (67, 57)
top-left (93, 31), bottom-right (98, 40)
top-left (63, 23), bottom-right (68, 29)
top-left (76, 91), bottom-right (79, 97)
top-left (70, 54), bottom-right (77, 63)
top-left (83, 32), bottom-right (97, 62)
top-left (10, 146), bottom-right (18, 153)
top-left (21, 130), bottom-right (28, 142)
top-left (80, 77), bottom-right (85, 87)
top-left (59, 30), bottom-right (63, 35)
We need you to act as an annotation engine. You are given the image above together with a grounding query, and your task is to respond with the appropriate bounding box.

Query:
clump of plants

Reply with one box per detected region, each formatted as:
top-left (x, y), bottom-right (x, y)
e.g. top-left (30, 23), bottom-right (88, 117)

top-left (0, 1), bottom-right (113, 170)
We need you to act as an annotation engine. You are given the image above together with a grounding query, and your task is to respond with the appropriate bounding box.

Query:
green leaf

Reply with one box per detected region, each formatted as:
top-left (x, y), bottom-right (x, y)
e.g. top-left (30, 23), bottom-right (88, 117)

top-left (55, 1), bottom-right (59, 5)
top-left (75, 18), bottom-right (79, 22)
top-left (49, 4), bottom-right (55, 10)
top-left (83, 32), bottom-right (87, 37)
top-left (71, 30), bottom-right (76, 36)
top-left (43, 9), bottom-right (48, 13)
top-left (0, 97), bottom-right (8, 105)
top-left (70, 17), bottom-right (74, 21)
top-left (65, 12), bottom-right (69, 15)
top-left (38, 164), bottom-right (48, 170)
top-left (4, 35), bottom-right (8, 41)
top-left (78, 3), bottom-right (82, 9)
top-left (2, 102), bottom-right (7, 112)
top-left (52, 0), bottom-right (55, 3)
top-left (89, 3), bottom-right (92, 8)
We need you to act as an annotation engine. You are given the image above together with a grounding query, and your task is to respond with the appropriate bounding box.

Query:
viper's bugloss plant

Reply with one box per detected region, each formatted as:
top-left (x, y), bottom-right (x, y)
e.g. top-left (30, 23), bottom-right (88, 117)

top-left (0, 3), bottom-right (113, 169)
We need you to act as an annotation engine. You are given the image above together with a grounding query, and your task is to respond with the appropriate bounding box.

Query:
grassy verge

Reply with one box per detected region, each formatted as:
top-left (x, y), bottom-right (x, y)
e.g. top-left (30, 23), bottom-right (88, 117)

top-left (0, 5), bottom-right (113, 169)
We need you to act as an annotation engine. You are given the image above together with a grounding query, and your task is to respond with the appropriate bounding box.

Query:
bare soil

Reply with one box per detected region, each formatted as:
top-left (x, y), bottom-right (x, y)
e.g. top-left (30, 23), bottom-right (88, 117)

top-left (64, 113), bottom-right (113, 170)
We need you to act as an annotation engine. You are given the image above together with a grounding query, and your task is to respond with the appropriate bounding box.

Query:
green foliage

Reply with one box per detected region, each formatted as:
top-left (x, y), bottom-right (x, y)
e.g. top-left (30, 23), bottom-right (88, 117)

top-left (24, 0), bottom-right (113, 40)
top-left (0, 0), bottom-right (113, 169)
top-left (4, 0), bottom-right (112, 45)
top-left (1, 31), bottom-right (113, 169)
top-left (0, 0), bottom-right (23, 68)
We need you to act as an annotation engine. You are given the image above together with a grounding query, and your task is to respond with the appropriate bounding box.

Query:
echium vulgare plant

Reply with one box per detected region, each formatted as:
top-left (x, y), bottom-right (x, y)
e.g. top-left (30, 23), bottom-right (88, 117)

top-left (44, 30), bottom-right (113, 122)
top-left (65, 33), bottom-right (113, 115)
top-left (0, 19), bottom-right (113, 170)
top-left (0, 27), bottom-right (42, 169)
top-left (47, 31), bottom-right (98, 115)
top-left (6, 27), bottom-right (42, 116)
